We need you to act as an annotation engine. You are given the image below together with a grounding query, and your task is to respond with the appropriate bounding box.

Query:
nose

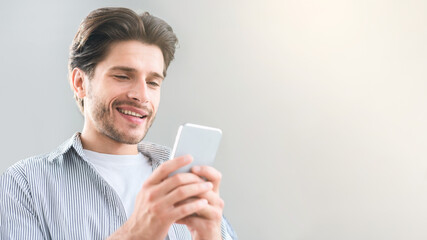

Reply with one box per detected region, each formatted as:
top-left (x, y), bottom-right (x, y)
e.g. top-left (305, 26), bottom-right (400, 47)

top-left (127, 79), bottom-right (149, 103)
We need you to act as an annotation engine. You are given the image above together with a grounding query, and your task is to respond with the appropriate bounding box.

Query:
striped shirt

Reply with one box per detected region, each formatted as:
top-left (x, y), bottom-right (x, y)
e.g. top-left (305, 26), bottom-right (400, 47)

top-left (0, 133), bottom-right (237, 239)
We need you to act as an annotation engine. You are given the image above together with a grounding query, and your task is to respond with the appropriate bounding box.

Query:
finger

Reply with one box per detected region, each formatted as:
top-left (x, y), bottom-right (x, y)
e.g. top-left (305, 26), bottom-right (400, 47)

top-left (146, 155), bottom-right (193, 185)
top-left (196, 191), bottom-right (224, 209)
top-left (170, 198), bottom-right (209, 221)
top-left (191, 166), bottom-right (222, 193)
top-left (160, 172), bottom-right (204, 195)
top-left (174, 190), bottom-right (224, 209)
top-left (176, 203), bottom-right (223, 224)
top-left (164, 181), bottom-right (213, 206)
top-left (195, 203), bottom-right (223, 220)
top-left (143, 172), bottom-right (202, 202)
top-left (173, 196), bottom-right (199, 207)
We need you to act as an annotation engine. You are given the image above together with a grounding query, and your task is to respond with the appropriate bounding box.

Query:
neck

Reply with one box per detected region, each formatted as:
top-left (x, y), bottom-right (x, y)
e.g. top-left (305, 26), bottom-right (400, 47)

top-left (80, 125), bottom-right (139, 155)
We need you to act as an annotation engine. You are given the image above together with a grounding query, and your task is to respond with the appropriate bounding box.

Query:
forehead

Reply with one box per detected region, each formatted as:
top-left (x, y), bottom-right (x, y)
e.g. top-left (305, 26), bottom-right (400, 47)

top-left (98, 40), bottom-right (164, 75)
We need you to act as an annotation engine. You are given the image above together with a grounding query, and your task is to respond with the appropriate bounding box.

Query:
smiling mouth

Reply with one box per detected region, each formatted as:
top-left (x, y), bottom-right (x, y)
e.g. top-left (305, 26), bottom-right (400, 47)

top-left (117, 108), bottom-right (147, 119)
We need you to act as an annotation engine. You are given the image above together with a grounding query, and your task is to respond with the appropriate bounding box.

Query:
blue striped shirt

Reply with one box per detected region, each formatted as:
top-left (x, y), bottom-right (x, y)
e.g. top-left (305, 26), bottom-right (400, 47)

top-left (0, 133), bottom-right (237, 239)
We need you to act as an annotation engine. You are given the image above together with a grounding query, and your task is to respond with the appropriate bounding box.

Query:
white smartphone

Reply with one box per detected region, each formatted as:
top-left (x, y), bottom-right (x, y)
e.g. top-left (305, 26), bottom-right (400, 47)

top-left (169, 123), bottom-right (222, 177)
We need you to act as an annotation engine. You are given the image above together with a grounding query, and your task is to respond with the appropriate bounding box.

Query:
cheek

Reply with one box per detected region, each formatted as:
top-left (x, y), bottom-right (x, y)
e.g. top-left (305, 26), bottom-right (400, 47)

top-left (149, 91), bottom-right (161, 111)
top-left (103, 88), bottom-right (123, 109)
top-left (108, 98), bottom-right (118, 112)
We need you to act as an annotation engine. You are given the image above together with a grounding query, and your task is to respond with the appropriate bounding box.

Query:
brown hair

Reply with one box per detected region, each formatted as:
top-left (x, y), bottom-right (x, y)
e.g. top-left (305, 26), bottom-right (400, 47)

top-left (69, 7), bottom-right (178, 113)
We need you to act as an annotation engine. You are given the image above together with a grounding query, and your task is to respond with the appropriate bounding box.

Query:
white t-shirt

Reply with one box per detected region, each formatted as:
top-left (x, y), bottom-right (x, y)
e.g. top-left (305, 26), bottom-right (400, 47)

top-left (82, 149), bottom-right (177, 240)
top-left (83, 149), bottom-right (152, 218)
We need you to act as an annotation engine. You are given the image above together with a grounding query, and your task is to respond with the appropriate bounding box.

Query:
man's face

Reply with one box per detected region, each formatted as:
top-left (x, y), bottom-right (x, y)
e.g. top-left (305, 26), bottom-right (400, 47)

top-left (83, 40), bottom-right (164, 144)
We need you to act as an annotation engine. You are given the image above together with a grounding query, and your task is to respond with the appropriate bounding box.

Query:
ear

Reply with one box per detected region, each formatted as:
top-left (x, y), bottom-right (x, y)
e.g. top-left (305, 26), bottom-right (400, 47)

top-left (71, 68), bottom-right (87, 99)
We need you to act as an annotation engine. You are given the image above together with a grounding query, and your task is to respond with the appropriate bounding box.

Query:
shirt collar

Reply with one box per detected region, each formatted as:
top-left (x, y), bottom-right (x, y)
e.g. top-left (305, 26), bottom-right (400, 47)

top-left (47, 133), bottom-right (171, 169)
top-left (47, 132), bottom-right (79, 162)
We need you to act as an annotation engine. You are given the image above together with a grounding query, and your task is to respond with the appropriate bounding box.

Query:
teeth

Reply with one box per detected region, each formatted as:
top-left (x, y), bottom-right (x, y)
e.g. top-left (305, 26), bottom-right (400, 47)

top-left (118, 109), bottom-right (144, 118)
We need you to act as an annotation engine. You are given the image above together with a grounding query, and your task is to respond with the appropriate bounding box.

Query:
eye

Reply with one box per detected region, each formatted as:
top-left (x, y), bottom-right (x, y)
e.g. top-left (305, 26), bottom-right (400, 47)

top-left (147, 81), bottom-right (160, 87)
top-left (114, 75), bottom-right (129, 80)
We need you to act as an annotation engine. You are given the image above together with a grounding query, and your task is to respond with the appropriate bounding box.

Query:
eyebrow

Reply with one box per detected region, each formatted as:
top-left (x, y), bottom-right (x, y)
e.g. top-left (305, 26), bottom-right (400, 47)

top-left (109, 66), bottom-right (164, 79)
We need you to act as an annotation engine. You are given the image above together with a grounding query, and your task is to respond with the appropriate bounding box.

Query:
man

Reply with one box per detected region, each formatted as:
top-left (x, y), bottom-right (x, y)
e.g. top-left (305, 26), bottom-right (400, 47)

top-left (0, 7), bottom-right (237, 240)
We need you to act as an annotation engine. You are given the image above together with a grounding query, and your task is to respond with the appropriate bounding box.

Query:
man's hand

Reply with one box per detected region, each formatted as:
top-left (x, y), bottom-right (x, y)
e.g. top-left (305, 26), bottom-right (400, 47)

top-left (108, 155), bottom-right (213, 240)
top-left (176, 165), bottom-right (225, 240)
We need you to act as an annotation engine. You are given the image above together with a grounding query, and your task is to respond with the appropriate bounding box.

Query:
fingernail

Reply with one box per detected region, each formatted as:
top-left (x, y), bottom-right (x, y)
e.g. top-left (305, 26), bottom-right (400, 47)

top-left (200, 199), bottom-right (208, 205)
top-left (192, 166), bottom-right (201, 172)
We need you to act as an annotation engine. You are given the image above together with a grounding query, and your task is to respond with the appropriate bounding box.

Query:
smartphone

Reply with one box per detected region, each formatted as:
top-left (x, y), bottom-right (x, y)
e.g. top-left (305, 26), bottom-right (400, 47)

top-left (169, 123), bottom-right (222, 177)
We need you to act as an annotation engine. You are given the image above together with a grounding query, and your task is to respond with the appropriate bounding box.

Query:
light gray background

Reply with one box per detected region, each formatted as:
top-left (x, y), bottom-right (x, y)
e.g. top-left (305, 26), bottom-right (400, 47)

top-left (1, 0), bottom-right (427, 239)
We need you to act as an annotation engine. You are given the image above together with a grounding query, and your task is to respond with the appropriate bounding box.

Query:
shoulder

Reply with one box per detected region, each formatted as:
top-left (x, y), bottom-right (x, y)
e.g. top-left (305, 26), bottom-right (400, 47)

top-left (0, 151), bottom-right (64, 199)
top-left (0, 153), bottom-right (49, 207)
top-left (0, 134), bottom-right (78, 186)
top-left (1, 153), bottom-right (49, 183)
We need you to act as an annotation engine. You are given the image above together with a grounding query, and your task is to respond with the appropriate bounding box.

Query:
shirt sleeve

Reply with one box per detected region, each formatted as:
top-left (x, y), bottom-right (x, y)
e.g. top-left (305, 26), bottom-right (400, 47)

top-left (0, 165), bottom-right (46, 240)
top-left (221, 215), bottom-right (238, 240)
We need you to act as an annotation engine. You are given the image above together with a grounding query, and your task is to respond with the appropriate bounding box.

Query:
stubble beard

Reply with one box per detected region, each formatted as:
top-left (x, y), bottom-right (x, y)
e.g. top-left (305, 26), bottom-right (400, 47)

top-left (91, 96), bottom-right (154, 145)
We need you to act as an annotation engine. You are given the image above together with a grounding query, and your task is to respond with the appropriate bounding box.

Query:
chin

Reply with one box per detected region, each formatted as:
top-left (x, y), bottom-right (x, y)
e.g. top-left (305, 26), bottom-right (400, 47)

top-left (104, 119), bottom-right (152, 144)
top-left (101, 128), bottom-right (147, 145)
top-left (116, 135), bottom-right (144, 145)
top-left (120, 131), bottom-right (147, 144)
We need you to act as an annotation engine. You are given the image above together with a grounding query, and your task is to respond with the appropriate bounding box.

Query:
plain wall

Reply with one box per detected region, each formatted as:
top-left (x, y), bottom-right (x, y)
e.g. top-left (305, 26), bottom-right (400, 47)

top-left (1, 0), bottom-right (427, 239)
